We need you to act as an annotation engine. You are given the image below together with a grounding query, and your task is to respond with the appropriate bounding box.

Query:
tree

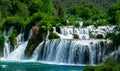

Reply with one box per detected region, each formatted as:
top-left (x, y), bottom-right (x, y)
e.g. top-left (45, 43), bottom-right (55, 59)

top-left (107, 3), bottom-right (120, 24)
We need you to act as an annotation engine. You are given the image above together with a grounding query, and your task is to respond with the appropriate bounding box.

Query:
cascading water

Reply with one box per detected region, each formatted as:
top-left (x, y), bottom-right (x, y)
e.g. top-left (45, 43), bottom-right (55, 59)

top-left (31, 39), bottom-right (110, 64)
top-left (6, 28), bottom-right (33, 60)
top-left (3, 26), bottom-right (14, 58)
top-left (28, 29), bottom-right (33, 40)
top-left (1, 25), bottom-right (115, 65)
top-left (15, 29), bottom-right (24, 49)
top-left (3, 36), bottom-right (10, 58)
top-left (30, 26), bottom-right (114, 64)
top-left (7, 41), bottom-right (28, 60)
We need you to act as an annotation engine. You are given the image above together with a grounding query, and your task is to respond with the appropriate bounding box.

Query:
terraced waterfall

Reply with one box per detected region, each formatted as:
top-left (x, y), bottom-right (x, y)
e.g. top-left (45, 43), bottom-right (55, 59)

top-left (0, 25), bottom-right (116, 66)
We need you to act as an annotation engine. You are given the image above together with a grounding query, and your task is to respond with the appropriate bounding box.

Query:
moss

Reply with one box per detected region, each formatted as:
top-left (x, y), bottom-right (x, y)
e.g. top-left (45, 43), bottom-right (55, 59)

top-left (48, 32), bottom-right (60, 39)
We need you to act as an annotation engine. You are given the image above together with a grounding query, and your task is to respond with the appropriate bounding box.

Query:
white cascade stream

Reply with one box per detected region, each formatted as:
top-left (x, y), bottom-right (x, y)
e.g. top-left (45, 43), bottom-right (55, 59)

top-left (3, 26), bottom-right (14, 58)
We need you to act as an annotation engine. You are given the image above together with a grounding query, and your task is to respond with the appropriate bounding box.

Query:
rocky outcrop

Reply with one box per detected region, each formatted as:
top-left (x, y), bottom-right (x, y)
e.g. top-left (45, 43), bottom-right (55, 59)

top-left (48, 27), bottom-right (60, 39)
top-left (24, 26), bottom-right (44, 57)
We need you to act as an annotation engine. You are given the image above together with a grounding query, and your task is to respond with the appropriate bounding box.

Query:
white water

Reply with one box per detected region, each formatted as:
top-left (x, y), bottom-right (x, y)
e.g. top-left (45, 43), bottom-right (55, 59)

top-left (3, 27), bottom-right (14, 58)
top-left (31, 39), bottom-right (109, 64)
top-left (7, 41), bottom-right (28, 60)
top-left (15, 29), bottom-right (24, 49)
top-left (53, 26), bottom-right (114, 40)
top-left (1, 25), bottom-right (115, 65)
top-left (3, 37), bottom-right (10, 58)
top-left (28, 29), bottom-right (33, 39)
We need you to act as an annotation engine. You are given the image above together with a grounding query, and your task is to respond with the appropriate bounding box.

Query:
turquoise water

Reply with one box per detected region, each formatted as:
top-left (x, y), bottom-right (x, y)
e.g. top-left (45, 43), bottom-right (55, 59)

top-left (0, 61), bottom-right (84, 71)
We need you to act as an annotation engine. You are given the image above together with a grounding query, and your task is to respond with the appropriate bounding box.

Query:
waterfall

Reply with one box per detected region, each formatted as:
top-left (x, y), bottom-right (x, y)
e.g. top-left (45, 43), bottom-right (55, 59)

top-left (15, 29), bottom-right (24, 49)
top-left (1, 25), bottom-right (116, 65)
top-left (5, 28), bottom-right (33, 59)
top-left (3, 36), bottom-right (10, 58)
top-left (31, 39), bottom-right (109, 64)
top-left (3, 26), bottom-right (14, 58)
top-left (47, 26), bottom-right (96, 39)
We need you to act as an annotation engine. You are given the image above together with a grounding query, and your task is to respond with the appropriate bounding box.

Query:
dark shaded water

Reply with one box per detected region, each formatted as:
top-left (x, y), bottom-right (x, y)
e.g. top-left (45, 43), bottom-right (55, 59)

top-left (0, 61), bottom-right (84, 71)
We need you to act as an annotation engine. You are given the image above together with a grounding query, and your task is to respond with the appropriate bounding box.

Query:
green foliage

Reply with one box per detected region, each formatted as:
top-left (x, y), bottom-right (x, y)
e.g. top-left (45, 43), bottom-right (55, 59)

top-left (83, 59), bottom-right (120, 71)
top-left (15, 2), bottom-right (29, 20)
top-left (0, 36), bottom-right (4, 56)
top-left (59, 18), bottom-right (67, 26)
top-left (9, 29), bottom-right (18, 50)
top-left (67, 4), bottom-right (101, 20)
top-left (28, 0), bottom-right (43, 15)
top-left (95, 19), bottom-right (109, 26)
top-left (0, 36), bottom-right (5, 48)
top-left (83, 66), bottom-right (95, 71)
top-left (107, 31), bottom-right (120, 49)
top-left (83, 20), bottom-right (93, 27)
top-left (0, 0), bottom-right (13, 17)
top-left (4, 16), bottom-right (24, 32)
top-left (115, 10), bottom-right (120, 25)
top-left (53, 0), bottom-right (117, 11)
top-left (107, 3), bottom-right (120, 24)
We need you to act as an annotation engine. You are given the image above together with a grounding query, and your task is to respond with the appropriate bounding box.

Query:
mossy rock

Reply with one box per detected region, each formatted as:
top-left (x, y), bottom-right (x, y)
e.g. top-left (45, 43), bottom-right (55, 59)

top-left (24, 34), bottom-right (41, 57)
top-left (49, 27), bottom-right (54, 32)
top-left (24, 26), bottom-right (43, 57)
top-left (73, 34), bottom-right (79, 39)
top-left (96, 34), bottom-right (105, 39)
top-left (48, 32), bottom-right (60, 39)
